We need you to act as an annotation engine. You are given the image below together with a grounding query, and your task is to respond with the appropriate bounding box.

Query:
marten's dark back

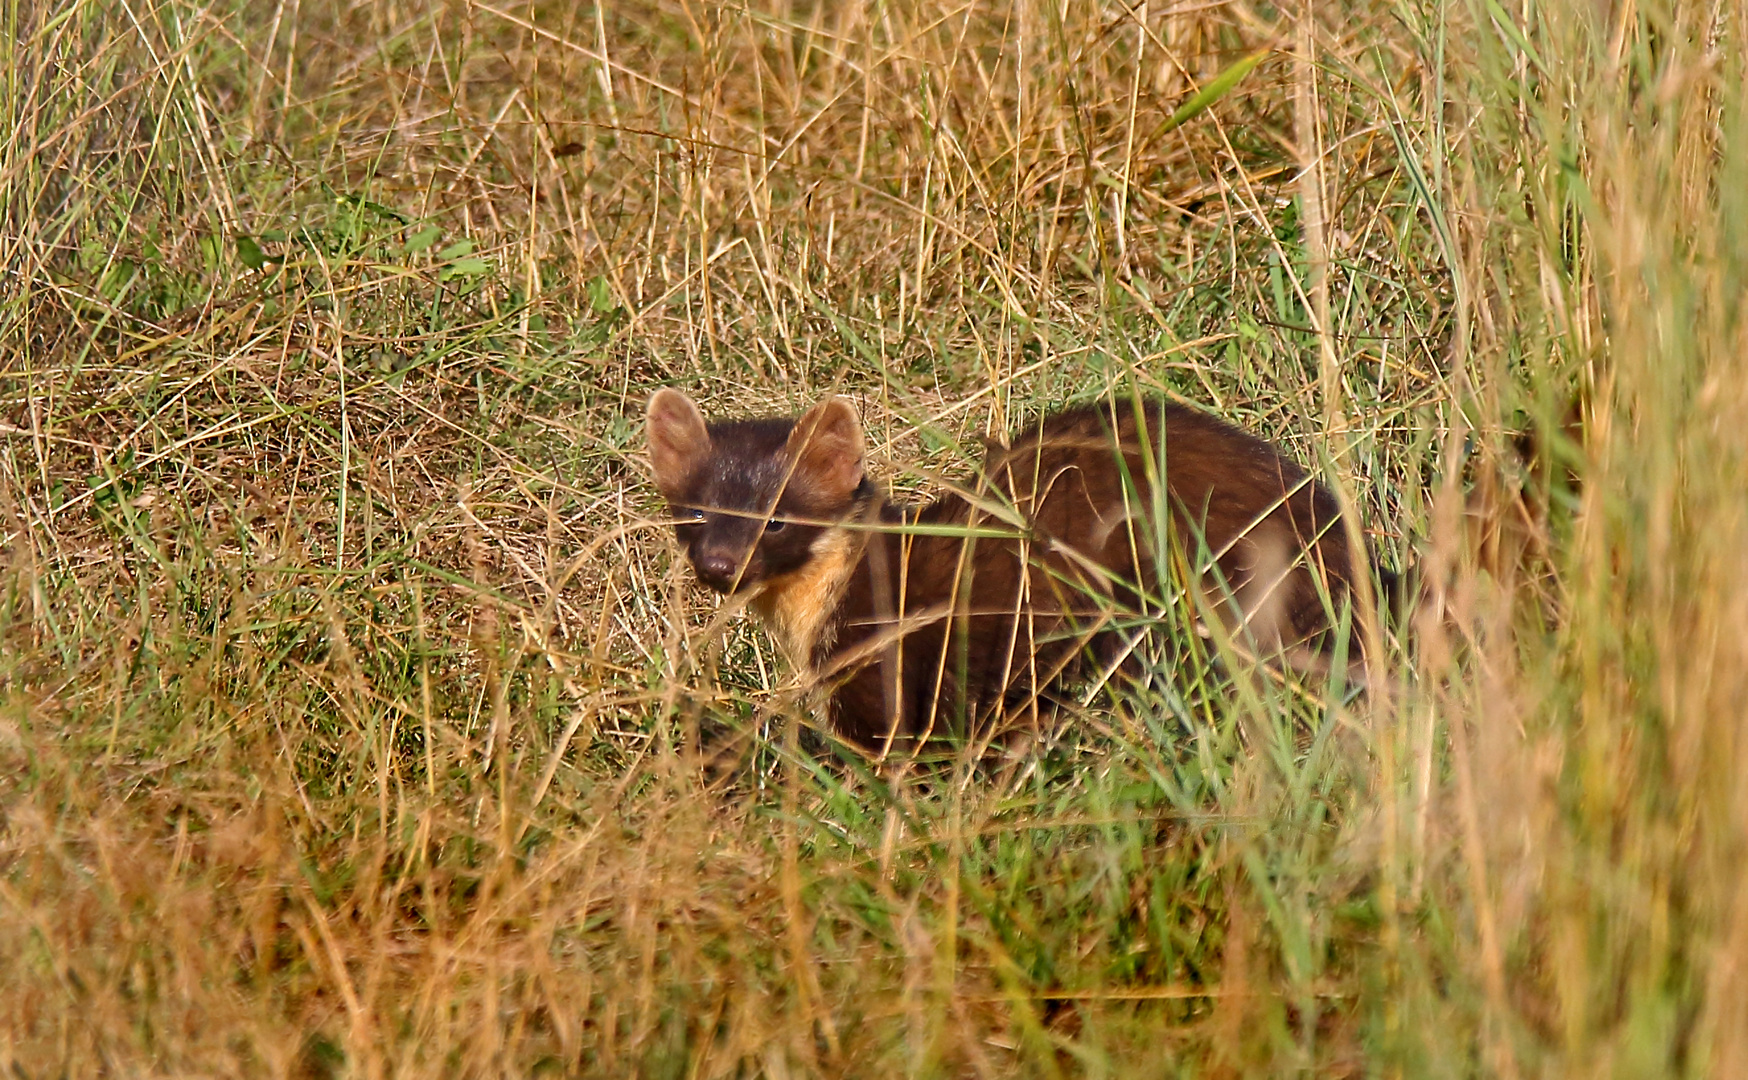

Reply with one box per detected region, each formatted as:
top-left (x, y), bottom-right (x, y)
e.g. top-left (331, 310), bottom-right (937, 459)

top-left (816, 400), bottom-right (1359, 748)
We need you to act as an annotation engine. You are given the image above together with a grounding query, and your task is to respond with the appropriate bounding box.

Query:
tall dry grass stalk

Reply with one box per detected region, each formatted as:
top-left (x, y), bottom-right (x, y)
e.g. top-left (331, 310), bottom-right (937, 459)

top-left (1, 0), bottom-right (1743, 1074)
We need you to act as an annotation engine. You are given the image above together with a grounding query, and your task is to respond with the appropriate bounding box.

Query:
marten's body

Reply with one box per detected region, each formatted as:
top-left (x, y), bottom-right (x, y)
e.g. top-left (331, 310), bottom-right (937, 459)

top-left (646, 390), bottom-right (1369, 753)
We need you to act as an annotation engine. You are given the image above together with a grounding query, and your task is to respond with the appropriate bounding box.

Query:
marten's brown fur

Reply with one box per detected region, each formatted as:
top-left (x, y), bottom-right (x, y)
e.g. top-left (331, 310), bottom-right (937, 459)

top-left (646, 390), bottom-right (1376, 754)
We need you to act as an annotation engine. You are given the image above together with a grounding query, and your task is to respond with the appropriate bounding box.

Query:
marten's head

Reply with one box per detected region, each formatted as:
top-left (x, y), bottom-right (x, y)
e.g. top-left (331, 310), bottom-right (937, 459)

top-left (645, 390), bottom-right (871, 594)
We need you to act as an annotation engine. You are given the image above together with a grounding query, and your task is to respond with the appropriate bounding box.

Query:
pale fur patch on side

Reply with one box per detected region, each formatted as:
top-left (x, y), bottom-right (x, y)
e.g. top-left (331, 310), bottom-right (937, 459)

top-left (1232, 530), bottom-right (1294, 652)
top-left (750, 526), bottom-right (864, 671)
top-left (1088, 504), bottom-right (1136, 553)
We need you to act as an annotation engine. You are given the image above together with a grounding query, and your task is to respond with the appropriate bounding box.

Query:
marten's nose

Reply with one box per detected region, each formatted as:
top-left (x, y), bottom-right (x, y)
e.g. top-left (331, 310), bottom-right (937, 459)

top-left (693, 550), bottom-right (740, 592)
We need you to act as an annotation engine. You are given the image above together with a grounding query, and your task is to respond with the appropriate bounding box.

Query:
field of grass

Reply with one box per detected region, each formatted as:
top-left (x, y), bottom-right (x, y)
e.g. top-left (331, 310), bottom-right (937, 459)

top-left (4, 0), bottom-right (1747, 1074)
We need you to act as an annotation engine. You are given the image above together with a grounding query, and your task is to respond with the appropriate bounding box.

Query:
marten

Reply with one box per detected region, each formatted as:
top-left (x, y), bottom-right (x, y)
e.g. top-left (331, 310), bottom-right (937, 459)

top-left (645, 389), bottom-right (1382, 755)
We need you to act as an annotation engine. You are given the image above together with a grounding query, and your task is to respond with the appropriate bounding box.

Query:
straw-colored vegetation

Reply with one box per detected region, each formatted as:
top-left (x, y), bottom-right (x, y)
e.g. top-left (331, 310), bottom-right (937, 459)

top-left (3, 0), bottom-right (1744, 1074)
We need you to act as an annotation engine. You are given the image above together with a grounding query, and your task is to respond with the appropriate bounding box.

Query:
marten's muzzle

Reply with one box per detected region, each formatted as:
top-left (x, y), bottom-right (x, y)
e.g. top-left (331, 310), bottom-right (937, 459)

top-left (690, 544), bottom-right (755, 593)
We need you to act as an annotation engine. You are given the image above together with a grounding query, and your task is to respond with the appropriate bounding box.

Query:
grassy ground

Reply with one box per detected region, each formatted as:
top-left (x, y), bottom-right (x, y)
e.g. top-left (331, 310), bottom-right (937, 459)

top-left (4, 0), bottom-right (1746, 1075)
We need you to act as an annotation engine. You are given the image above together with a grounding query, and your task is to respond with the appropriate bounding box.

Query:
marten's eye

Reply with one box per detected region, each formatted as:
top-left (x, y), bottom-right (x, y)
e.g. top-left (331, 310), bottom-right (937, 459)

top-left (678, 508), bottom-right (705, 524)
top-left (764, 517), bottom-right (786, 534)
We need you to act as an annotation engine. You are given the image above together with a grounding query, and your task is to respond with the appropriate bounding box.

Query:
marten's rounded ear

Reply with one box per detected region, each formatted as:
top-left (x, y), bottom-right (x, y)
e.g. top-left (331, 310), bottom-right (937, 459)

top-left (646, 389), bottom-right (711, 498)
top-left (788, 397), bottom-right (865, 503)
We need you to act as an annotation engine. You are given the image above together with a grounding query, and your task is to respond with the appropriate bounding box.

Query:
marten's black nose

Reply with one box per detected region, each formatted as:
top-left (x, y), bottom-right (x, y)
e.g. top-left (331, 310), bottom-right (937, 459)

top-left (693, 551), bottom-right (740, 592)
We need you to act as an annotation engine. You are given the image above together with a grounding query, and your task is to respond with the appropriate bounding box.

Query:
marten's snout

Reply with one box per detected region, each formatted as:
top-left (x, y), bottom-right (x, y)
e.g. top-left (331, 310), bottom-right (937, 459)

top-left (692, 547), bottom-right (743, 592)
top-left (687, 520), bottom-right (765, 593)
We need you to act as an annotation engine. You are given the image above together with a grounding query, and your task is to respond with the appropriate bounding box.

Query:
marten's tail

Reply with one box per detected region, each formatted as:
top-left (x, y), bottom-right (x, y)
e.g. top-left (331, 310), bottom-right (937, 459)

top-left (1375, 563), bottom-right (1417, 627)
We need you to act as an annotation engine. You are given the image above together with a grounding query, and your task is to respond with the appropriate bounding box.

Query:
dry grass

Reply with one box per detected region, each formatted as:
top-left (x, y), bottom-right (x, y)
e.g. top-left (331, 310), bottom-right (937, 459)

top-left (2, 0), bottom-right (1746, 1075)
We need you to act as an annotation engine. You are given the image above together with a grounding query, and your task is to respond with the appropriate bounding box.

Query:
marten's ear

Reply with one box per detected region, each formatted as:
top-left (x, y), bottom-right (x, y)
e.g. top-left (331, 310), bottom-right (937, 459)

top-left (646, 389), bottom-right (711, 500)
top-left (787, 397), bottom-right (865, 504)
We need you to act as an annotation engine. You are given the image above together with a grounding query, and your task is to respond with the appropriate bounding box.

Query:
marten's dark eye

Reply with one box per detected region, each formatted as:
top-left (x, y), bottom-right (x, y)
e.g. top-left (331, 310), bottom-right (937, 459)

top-left (678, 508), bottom-right (704, 524)
top-left (764, 517), bottom-right (786, 534)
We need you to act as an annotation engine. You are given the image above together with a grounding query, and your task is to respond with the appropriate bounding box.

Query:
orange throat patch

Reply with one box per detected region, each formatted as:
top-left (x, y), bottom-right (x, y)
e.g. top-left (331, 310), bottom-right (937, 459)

top-left (749, 526), bottom-right (863, 671)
